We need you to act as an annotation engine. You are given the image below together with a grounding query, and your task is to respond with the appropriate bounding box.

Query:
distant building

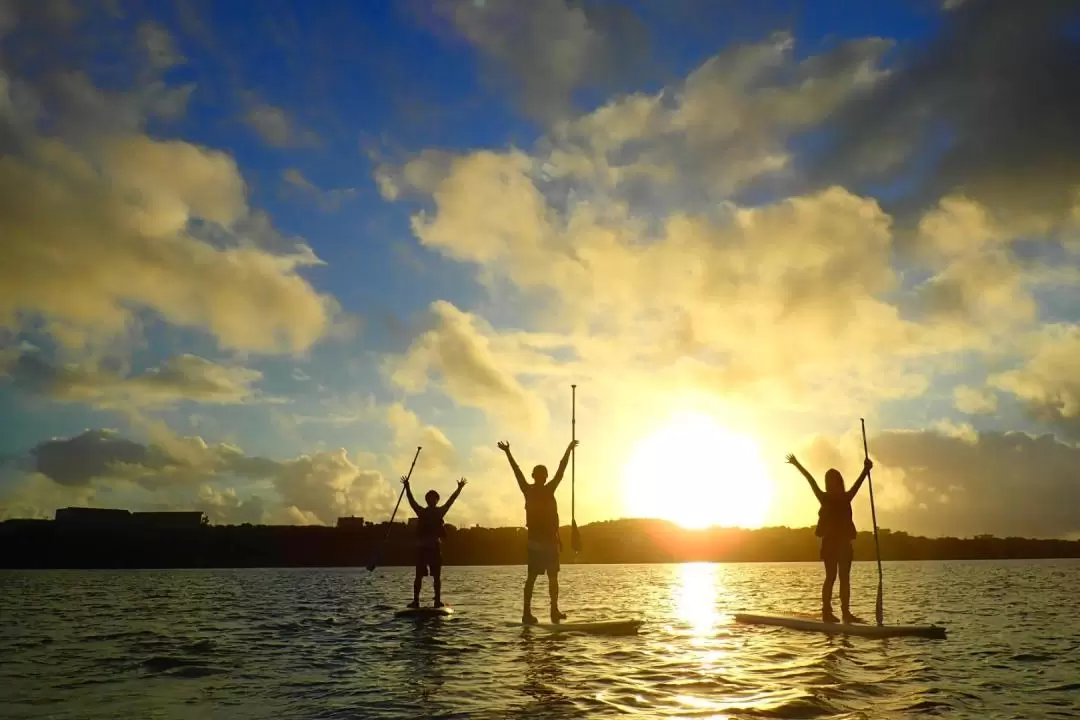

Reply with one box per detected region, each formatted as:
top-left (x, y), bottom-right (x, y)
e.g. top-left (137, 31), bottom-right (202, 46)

top-left (336, 516), bottom-right (365, 530)
top-left (132, 511), bottom-right (207, 529)
top-left (55, 507), bottom-right (132, 527)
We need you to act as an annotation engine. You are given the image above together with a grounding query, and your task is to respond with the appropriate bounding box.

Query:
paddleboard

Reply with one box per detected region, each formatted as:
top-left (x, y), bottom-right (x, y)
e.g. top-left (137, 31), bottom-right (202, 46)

top-left (733, 613), bottom-right (946, 639)
top-left (510, 619), bottom-right (642, 635)
top-left (395, 606), bottom-right (454, 619)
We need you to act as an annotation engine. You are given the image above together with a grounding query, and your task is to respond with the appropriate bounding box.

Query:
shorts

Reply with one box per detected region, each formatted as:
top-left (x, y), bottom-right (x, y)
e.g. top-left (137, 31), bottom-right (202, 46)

top-left (820, 537), bottom-right (854, 564)
top-left (415, 544), bottom-right (442, 577)
top-left (527, 540), bottom-right (560, 576)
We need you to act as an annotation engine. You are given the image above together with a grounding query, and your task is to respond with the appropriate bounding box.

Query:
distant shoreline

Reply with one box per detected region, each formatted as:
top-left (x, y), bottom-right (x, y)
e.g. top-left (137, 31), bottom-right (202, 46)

top-left (3, 517), bottom-right (1078, 569)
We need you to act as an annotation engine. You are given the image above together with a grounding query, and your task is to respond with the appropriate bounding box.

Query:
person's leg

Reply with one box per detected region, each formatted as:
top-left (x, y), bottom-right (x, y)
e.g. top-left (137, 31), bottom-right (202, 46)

top-left (839, 556), bottom-right (858, 621)
top-left (822, 558), bottom-right (839, 621)
top-left (523, 570), bottom-right (539, 623)
top-left (433, 564), bottom-right (443, 606)
top-left (411, 566), bottom-right (423, 607)
top-left (547, 568), bottom-right (562, 623)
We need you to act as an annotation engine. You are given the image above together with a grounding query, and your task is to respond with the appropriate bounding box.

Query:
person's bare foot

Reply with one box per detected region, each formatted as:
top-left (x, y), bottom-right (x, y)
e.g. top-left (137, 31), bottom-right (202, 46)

top-left (522, 613), bottom-right (538, 626)
top-left (822, 608), bottom-right (840, 623)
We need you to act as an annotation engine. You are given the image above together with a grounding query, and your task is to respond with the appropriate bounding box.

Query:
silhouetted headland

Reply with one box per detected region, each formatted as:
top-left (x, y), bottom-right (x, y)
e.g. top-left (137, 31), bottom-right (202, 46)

top-left (1, 508), bottom-right (1077, 569)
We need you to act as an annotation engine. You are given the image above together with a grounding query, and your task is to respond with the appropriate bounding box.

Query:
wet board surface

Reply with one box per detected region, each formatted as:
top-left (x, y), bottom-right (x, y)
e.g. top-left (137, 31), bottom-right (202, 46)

top-left (733, 613), bottom-right (946, 639)
top-left (508, 619), bottom-right (643, 635)
top-left (394, 606), bottom-right (454, 619)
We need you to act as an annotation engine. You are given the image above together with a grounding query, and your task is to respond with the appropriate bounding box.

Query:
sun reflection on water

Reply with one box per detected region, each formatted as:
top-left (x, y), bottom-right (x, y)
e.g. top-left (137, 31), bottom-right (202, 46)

top-left (675, 562), bottom-right (722, 639)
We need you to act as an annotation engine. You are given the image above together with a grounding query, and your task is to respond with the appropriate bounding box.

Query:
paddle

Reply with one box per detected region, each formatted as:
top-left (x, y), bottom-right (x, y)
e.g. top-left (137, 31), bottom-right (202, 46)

top-left (365, 446), bottom-right (422, 572)
top-left (861, 419), bottom-right (884, 627)
top-left (570, 384), bottom-right (581, 556)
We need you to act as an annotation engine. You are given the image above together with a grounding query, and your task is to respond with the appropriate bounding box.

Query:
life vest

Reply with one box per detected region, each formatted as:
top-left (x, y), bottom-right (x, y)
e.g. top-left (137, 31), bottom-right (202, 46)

top-left (524, 484), bottom-right (559, 538)
top-left (415, 507), bottom-right (445, 543)
top-left (816, 493), bottom-right (855, 540)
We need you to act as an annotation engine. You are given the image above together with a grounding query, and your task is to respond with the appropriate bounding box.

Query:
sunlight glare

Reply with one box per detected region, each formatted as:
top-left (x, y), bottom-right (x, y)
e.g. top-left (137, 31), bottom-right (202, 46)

top-left (622, 412), bottom-right (773, 529)
top-left (675, 562), bottom-right (720, 637)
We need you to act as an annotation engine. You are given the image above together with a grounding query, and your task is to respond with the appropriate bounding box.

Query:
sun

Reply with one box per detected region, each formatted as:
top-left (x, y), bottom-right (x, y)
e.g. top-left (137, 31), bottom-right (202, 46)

top-left (621, 412), bottom-right (773, 529)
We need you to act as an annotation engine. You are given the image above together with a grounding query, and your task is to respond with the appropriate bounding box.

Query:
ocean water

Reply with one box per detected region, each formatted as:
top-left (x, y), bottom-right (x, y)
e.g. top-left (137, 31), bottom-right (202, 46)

top-left (1, 560), bottom-right (1078, 719)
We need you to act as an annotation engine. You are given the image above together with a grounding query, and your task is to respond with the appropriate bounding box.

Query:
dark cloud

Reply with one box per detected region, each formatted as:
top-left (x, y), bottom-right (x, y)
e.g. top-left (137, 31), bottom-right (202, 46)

top-left (31, 429), bottom-right (164, 487)
top-left (20, 429), bottom-right (396, 525)
top-left (0, 351), bottom-right (266, 408)
top-left (872, 428), bottom-right (1080, 539)
top-left (811, 0), bottom-right (1080, 226)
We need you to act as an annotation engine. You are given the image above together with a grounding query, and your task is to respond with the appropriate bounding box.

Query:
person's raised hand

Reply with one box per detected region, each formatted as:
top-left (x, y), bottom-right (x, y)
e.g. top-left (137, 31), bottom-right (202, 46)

top-left (400, 474), bottom-right (410, 486)
top-left (785, 454), bottom-right (799, 466)
top-left (568, 439), bottom-right (580, 451)
top-left (864, 457), bottom-right (874, 471)
top-left (497, 441), bottom-right (510, 453)
top-left (457, 477), bottom-right (468, 489)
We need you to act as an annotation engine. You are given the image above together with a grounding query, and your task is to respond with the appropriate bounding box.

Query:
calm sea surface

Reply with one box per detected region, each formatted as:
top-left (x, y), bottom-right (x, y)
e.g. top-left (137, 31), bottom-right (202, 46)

top-left (2, 560), bottom-right (1078, 719)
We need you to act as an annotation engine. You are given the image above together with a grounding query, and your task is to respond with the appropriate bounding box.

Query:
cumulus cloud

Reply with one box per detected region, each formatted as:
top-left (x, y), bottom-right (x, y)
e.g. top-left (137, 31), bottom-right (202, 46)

top-left (245, 102), bottom-right (320, 148)
top-left (0, 132), bottom-right (335, 353)
top-left (990, 324), bottom-right (1080, 436)
top-left (814, 0), bottom-right (1080, 227)
top-left (386, 301), bottom-right (549, 430)
top-left (430, 0), bottom-right (652, 125)
top-left (7, 428), bottom-right (398, 525)
top-left (0, 351), bottom-right (268, 408)
top-left (953, 385), bottom-right (998, 415)
top-left (384, 402), bottom-right (456, 474)
top-left (870, 428), bottom-right (1080, 539)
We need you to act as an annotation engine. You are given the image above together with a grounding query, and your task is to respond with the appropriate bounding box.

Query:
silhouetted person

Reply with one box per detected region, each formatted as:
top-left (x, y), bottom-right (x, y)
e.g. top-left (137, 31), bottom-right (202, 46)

top-left (403, 475), bottom-right (466, 608)
top-left (498, 439), bottom-right (578, 625)
top-left (786, 453), bottom-right (873, 623)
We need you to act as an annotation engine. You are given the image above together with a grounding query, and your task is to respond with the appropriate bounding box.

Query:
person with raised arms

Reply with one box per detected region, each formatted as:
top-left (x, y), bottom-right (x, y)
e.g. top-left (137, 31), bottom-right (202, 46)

top-left (402, 474), bottom-right (466, 609)
top-left (498, 438), bottom-right (578, 625)
top-left (785, 453), bottom-right (873, 624)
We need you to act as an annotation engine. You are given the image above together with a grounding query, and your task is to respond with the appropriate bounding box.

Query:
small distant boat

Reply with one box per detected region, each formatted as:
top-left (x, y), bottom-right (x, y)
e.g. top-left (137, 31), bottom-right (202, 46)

top-left (733, 613), bottom-right (946, 639)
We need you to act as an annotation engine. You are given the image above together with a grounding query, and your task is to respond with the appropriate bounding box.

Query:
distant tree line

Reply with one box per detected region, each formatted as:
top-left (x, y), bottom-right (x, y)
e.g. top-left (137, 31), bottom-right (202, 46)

top-left (1, 517), bottom-right (1078, 569)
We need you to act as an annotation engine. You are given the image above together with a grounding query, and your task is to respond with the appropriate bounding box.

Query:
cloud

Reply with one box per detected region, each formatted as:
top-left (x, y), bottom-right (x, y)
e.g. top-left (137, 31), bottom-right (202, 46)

top-left (245, 102), bottom-right (320, 148)
top-left (136, 21), bottom-right (184, 70)
top-left (0, 133), bottom-right (335, 353)
top-left (990, 324), bottom-right (1080, 436)
top-left (953, 385), bottom-right (998, 415)
top-left (813, 0), bottom-right (1080, 227)
top-left (1, 351), bottom-right (269, 408)
top-left (869, 427), bottom-right (1080, 539)
top-left (384, 402), bottom-right (456, 474)
top-left (11, 428), bottom-right (399, 526)
top-left (385, 300), bottom-right (549, 430)
top-left (431, 0), bottom-right (651, 125)
top-left (281, 168), bottom-right (359, 211)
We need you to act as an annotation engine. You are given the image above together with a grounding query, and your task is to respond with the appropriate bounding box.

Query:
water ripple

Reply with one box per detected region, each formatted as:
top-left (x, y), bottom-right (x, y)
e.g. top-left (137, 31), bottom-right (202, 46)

top-left (1, 560), bottom-right (1078, 719)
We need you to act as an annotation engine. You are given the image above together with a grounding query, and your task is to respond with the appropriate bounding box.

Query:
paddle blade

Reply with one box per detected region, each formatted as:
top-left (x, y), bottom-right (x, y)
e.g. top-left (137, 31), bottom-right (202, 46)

top-left (570, 521), bottom-right (582, 554)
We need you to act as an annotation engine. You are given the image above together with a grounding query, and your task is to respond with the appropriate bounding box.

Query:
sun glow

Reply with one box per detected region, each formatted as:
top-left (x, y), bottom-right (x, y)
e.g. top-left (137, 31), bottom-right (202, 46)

top-left (622, 411), bottom-right (773, 529)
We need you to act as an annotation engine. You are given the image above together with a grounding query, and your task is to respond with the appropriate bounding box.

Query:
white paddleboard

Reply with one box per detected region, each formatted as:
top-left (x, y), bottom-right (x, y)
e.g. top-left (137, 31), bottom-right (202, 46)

top-left (510, 619), bottom-right (642, 635)
top-left (733, 613), bottom-right (946, 639)
top-left (395, 606), bottom-right (454, 619)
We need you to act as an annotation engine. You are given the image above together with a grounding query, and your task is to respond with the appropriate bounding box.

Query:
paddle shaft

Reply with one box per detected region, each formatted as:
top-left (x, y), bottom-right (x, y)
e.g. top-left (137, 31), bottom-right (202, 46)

top-left (570, 384), bottom-right (581, 555)
top-left (861, 419), bottom-right (884, 626)
top-left (367, 446), bottom-right (422, 572)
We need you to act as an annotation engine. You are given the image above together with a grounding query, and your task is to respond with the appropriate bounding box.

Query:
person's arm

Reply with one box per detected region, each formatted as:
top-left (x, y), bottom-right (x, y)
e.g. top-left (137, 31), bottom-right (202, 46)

top-left (786, 454), bottom-right (825, 503)
top-left (845, 458), bottom-right (874, 502)
top-left (498, 441), bottom-right (528, 493)
top-left (402, 475), bottom-right (422, 514)
top-left (441, 478), bottom-right (467, 515)
top-left (548, 439), bottom-right (579, 492)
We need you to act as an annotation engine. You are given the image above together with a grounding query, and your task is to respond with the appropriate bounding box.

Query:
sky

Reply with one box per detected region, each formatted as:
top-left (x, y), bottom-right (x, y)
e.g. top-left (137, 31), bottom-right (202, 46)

top-left (2, 0), bottom-right (1080, 539)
